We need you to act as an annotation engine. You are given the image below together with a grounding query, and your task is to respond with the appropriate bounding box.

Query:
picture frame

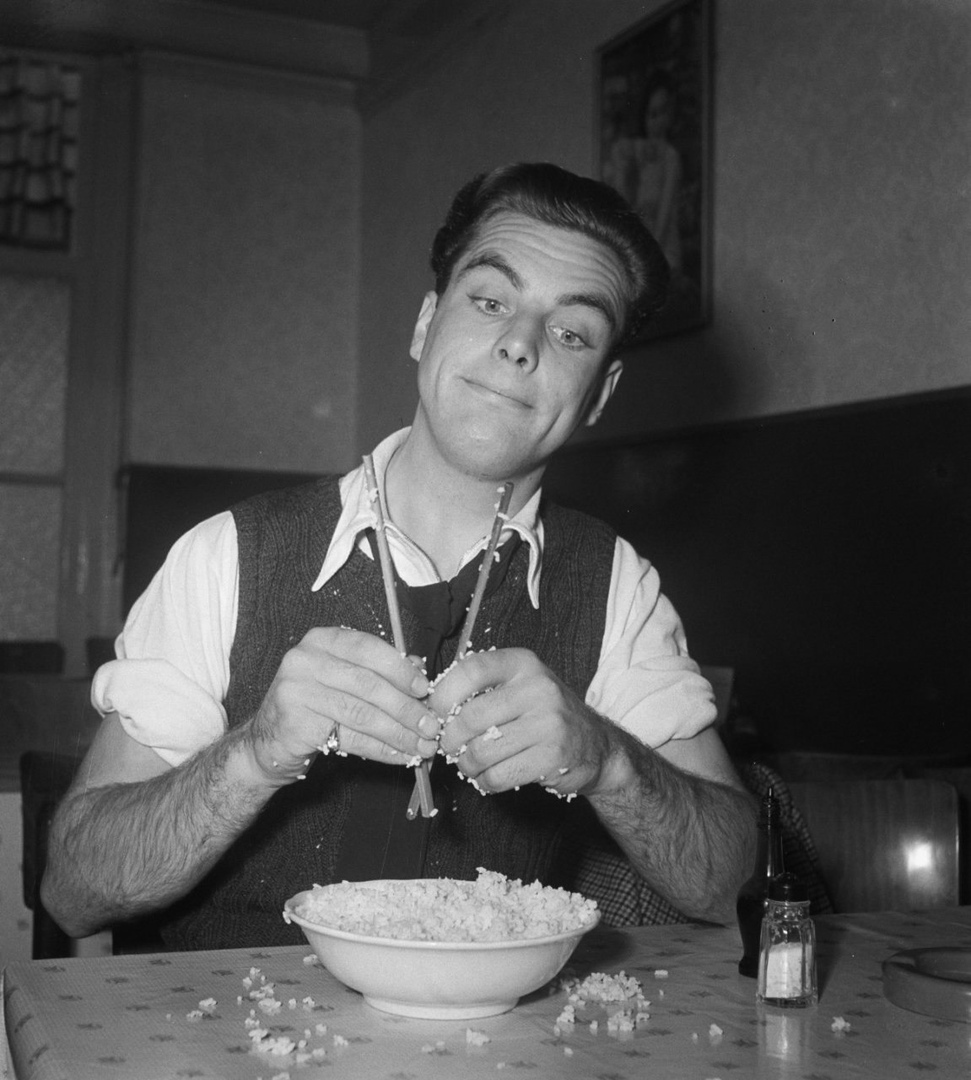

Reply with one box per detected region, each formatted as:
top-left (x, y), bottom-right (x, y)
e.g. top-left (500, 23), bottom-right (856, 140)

top-left (597, 0), bottom-right (713, 342)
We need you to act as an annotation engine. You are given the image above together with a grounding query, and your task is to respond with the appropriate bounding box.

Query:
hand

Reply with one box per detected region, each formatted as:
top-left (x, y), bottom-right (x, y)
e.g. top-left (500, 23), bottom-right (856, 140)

top-left (430, 648), bottom-right (617, 796)
top-left (247, 626), bottom-right (440, 783)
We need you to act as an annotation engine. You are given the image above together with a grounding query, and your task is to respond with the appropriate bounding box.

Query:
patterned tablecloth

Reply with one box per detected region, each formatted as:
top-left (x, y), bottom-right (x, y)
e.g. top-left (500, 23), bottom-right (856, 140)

top-left (4, 907), bottom-right (971, 1080)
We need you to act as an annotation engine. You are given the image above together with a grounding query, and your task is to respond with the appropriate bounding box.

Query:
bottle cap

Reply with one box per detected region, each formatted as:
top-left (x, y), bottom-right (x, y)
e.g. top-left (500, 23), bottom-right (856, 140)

top-left (768, 871), bottom-right (809, 903)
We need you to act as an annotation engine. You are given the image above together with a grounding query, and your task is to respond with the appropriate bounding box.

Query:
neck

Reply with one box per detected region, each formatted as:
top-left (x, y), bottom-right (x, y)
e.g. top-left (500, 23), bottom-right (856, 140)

top-left (383, 428), bottom-right (542, 579)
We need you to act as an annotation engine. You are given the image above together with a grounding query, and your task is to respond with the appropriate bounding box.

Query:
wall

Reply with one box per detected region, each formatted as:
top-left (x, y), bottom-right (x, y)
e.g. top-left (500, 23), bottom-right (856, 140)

top-left (358, 0), bottom-right (971, 449)
top-left (128, 53), bottom-right (362, 474)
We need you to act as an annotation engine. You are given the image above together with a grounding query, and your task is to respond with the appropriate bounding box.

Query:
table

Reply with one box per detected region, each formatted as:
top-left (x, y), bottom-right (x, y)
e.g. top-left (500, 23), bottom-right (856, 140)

top-left (5, 908), bottom-right (971, 1080)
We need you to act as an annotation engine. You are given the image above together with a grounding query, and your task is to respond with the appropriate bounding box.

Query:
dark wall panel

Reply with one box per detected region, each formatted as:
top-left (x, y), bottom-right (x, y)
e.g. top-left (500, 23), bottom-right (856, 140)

top-left (544, 391), bottom-right (971, 756)
top-left (121, 465), bottom-right (316, 615)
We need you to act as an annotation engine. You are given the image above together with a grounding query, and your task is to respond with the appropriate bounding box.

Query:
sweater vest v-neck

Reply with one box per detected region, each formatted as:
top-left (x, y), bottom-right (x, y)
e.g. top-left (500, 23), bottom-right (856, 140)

top-left (158, 477), bottom-right (616, 950)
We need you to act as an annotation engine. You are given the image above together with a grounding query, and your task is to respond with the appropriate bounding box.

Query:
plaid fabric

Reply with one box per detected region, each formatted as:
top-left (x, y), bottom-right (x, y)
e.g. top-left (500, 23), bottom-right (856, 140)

top-left (738, 759), bottom-right (834, 917)
top-left (566, 759), bottom-right (834, 927)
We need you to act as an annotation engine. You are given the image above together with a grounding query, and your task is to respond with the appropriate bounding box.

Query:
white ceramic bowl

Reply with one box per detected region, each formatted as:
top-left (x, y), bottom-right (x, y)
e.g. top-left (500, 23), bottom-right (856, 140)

top-left (283, 881), bottom-right (600, 1020)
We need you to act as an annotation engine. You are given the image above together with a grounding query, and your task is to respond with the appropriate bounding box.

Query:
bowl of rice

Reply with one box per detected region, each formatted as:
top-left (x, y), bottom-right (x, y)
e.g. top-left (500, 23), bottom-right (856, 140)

top-left (283, 869), bottom-right (600, 1019)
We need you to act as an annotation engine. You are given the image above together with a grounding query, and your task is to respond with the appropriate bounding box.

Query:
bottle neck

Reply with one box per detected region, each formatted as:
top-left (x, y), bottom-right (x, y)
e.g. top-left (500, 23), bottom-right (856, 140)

top-left (755, 808), bottom-right (784, 880)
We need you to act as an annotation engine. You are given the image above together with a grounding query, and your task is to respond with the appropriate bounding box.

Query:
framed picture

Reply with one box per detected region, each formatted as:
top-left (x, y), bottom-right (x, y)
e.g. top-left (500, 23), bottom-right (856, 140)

top-left (597, 0), bottom-right (713, 342)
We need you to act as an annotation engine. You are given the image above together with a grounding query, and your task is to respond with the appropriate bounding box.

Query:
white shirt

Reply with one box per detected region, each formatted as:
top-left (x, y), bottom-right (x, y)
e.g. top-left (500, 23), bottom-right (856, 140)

top-left (94, 430), bottom-right (716, 765)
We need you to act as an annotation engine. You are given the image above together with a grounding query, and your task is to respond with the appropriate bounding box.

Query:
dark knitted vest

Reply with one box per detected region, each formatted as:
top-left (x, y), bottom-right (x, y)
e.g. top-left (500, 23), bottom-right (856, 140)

top-left (158, 477), bottom-right (616, 950)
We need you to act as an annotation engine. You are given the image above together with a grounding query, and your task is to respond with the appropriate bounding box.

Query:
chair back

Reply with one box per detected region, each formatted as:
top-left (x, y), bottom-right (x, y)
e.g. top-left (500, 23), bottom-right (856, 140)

top-left (787, 779), bottom-right (960, 913)
top-left (20, 749), bottom-right (166, 958)
top-left (19, 750), bottom-right (80, 958)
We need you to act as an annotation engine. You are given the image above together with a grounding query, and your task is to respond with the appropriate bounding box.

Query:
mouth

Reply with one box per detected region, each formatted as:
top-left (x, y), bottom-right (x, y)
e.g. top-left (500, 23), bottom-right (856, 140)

top-left (462, 377), bottom-right (531, 409)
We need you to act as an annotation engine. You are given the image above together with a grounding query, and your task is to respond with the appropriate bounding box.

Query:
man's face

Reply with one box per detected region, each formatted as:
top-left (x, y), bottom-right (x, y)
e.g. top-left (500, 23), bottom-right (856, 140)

top-left (409, 212), bottom-right (627, 483)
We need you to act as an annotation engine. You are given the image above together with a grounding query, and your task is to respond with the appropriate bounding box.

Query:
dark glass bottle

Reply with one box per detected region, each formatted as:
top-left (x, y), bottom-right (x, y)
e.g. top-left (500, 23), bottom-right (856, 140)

top-left (736, 786), bottom-right (784, 977)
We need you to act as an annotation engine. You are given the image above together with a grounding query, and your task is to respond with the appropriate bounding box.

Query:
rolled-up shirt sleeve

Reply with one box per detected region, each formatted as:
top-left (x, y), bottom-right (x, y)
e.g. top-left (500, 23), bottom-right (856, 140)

top-left (585, 536), bottom-right (717, 748)
top-left (91, 512), bottom-right (239, 766)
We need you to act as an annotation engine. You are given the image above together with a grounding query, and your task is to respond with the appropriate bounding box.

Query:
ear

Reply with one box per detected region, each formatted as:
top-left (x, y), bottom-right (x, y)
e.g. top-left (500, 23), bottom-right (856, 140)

top-left (409, 291), bottom-right (438, 362)
top-left (583, 358), bottom-right (624, 427)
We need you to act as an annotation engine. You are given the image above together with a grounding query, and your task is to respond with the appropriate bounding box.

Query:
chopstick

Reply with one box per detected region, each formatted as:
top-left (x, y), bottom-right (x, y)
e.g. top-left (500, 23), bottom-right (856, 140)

top-left (455, 481), bottom-right (515, 663)
top-left (406, 480), bottom-right (515, 819)
top-left (362, 454), bottom-right (435, 818)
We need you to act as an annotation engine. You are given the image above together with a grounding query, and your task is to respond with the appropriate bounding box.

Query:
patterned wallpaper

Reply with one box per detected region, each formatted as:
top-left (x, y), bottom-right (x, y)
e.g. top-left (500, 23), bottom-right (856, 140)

top-left (0, 275), bottom-right (68, 473)
top-left (0, 274), bottom-right (69, 638)
top-left (127, 57), bottom-right (361, 473)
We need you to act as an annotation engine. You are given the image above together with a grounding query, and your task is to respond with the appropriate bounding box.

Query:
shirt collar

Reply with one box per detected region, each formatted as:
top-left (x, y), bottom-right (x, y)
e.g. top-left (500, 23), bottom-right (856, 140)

top-left (311, 427), bottom-right (544, 608)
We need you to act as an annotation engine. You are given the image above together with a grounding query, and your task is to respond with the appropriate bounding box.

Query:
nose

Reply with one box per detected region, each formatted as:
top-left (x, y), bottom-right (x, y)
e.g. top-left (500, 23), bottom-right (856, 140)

top-left (494, 316), bottom-right (539, 372)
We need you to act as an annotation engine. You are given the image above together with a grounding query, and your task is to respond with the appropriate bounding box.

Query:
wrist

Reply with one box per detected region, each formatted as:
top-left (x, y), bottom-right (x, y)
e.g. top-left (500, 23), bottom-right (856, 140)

top-left (585, 721), bottom-right (645, 799)
top-left (223, 723), bottom-right (292, 792)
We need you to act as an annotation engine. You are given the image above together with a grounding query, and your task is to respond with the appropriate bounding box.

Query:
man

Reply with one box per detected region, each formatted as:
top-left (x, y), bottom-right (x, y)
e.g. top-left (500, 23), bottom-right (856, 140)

top-left (43, 163), bottom-right (755, 950)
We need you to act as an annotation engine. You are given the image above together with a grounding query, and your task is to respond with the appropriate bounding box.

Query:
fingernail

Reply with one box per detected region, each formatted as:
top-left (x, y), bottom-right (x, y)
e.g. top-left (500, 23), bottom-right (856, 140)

top-left (412, 673), bottom-right (430, 696)
top-left (419, 713), bottom-right (441, 737)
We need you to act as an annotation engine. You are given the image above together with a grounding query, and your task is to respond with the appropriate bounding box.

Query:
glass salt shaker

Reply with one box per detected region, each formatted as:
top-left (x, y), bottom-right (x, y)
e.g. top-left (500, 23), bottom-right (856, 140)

top-left (756, 871), bottom-right (818, 1008)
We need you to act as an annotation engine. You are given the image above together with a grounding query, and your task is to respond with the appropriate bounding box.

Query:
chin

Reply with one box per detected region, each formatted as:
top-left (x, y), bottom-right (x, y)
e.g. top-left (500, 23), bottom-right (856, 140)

top-left (433, 412), bottom-right (548, 481)
top-left (452, 440), bottom-right (532, 483)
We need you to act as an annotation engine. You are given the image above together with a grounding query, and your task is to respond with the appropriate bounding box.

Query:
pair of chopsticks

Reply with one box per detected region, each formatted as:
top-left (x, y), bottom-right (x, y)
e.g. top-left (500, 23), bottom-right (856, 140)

top-left (361, 454), bottom-right (514, 820)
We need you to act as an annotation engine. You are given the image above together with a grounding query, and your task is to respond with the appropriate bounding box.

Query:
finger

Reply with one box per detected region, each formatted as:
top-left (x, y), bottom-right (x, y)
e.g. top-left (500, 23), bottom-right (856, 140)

top-left (323, 722), bottom-right (440, 768)
top-left (259, 636), bottom-right (440, 768)
top-left (266, 689), bottom-right (440, 769)
top-left (305, 626), bottom-right (430, 698)
top-left (446, 721), bottom-right (521, 778)
top-left (437, 673), bottom-right (533, 752)
top-left (297, 639), bottom-right (438, 740)
top-left (439, 694), bottom-right (596, 793)
top-left (305, 679), bottom-right (440, 753)
top-left (406, 653), bottom-right (429, 678)
top-left (428, 648), bottom-right (524, 716)
top-left (455, 743), bottom-right (570, 795)
top-left (488, 750), bottom-right (591, 797)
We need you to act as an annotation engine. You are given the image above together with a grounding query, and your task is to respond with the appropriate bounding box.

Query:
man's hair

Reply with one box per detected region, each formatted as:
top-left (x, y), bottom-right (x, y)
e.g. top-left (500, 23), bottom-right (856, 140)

top-left (430, 162), bottom-right (670, 350)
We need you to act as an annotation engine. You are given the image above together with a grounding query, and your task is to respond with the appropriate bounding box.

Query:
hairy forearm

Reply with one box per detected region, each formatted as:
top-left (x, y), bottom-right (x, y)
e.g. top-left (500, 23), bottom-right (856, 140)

top-left (588, 732), bottom-right (757, 924)
top-left (42, 725), bottom-right (273, 937)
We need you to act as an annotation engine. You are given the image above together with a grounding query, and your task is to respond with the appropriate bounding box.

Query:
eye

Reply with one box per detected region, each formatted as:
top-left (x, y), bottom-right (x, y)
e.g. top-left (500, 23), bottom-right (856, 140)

top-left (551, 325), bottom-right (589, 350)
top-left (472, 296), bottom-right (507, 316)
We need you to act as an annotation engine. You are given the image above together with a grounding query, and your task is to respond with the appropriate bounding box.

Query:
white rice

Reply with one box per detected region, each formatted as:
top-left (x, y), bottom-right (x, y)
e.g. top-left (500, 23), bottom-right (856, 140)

top-left (291, 868), bottom-right (598, 942)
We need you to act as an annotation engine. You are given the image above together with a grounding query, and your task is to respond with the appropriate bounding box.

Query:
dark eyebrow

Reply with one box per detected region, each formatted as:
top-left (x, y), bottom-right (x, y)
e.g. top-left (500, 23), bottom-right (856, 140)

top-left (457, 252), bottom-right (618, 331)
top-left (457, 252), bottom-right (523, 290)
top-left (556, 291), bottom-right (618, 332)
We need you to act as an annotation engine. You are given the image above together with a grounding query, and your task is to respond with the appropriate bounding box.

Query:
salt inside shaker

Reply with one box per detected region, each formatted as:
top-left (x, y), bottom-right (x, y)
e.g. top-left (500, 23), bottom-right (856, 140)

top-left (756, 871), bottom-right (818, 1008)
